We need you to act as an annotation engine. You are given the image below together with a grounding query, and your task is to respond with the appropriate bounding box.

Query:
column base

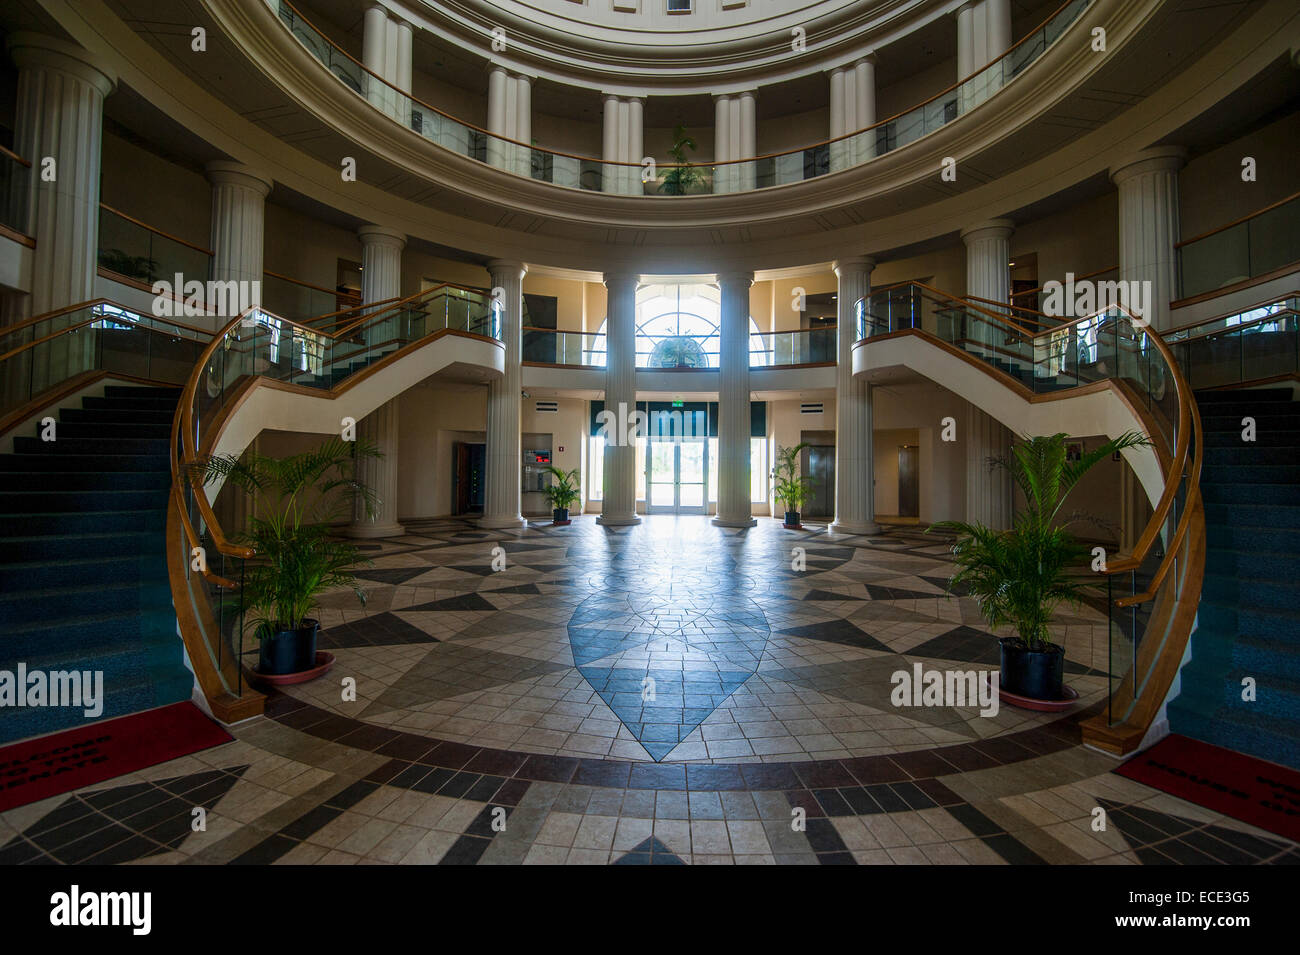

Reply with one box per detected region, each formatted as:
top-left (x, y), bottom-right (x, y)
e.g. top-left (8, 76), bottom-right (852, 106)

top-left (343, 521), bottom-right (406, 539)
top-left (712, 516), bottom-right (757, 528)
top-left (596, 514), bottom-right (641, 527)
top-left (478, 515), bottom-right (528, 530)
top-left (829, 520), bottom-right (882, 536)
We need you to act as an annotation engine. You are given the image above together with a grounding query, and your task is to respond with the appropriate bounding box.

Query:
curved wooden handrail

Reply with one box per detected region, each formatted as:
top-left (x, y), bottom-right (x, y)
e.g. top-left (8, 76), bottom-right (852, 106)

top-left (276, 0), bottom-right (1084, 170)
top-left (99, 203), bottom-right (215, 256)
top-left (868, 280), bottom-right (1046, 338)
top-left (0, 144), bottom-right (31, 167)
top-left (1165, 291), bottom-right (1300, 335)
top-left (1175, 190), bottom-right (1300, 249)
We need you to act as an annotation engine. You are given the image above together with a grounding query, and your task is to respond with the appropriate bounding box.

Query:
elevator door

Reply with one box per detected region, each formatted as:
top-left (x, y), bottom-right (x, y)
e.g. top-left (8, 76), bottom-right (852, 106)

top-left (898, 445), bottom-right (919, 518)
top-left (803, 445), bottom-right (835, 519)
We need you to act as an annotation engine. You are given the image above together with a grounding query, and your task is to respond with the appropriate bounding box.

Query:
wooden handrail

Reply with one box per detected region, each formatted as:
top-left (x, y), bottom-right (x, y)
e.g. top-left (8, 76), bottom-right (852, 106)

top-left (0, 306), bottom-right (212, 364)
top-left (277, 0), bottom-right (1084, 170)
top-left (1165, 309), bottom-right (1299, 347)
top-left (867, 280), bottom-right (1045, 338)
top-left (1175, 190), bottom-right (1300, 249)
top-left (263, 268), bottom-right (359, 299)
top-left (1165, 291), bottom-right (1300, 335)
top-left (0, 144), bottom-right (31, 167)
top-left (99, 203), bottom-right (215, 256)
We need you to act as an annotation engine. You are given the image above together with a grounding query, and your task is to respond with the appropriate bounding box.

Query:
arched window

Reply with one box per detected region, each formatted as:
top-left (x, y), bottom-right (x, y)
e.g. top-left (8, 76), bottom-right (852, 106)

top-left (592, 283), bottom-right (765, 368)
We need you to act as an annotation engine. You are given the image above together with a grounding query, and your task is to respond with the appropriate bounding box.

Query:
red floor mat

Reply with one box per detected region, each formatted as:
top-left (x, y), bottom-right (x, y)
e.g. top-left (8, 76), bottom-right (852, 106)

top-left (1115, 734), bottom-right (1300, 843)
top-left (0, 702), bottom-right (232, 812)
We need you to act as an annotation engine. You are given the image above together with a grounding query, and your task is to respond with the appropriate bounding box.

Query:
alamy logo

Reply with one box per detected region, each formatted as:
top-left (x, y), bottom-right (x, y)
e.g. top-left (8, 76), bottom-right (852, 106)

top-left (151, 273), bottom-right (261, 319)
top-left (1041, 272), bottom-right (1151, 326)
top-left (0, 664), bottom-right (103, 717)
top-left (596, 401), bottom-right (704, 446)
top-left (891, 663), bottom-right (999, 716)
top-left (49, 886), bottom-right (151, 935)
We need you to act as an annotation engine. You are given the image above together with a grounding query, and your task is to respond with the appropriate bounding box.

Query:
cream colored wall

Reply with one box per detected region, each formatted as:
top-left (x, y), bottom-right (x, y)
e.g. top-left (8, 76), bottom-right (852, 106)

top-left (1179, 110), bottom-right (1300, 240)
top-left (263, 202), bottom-right (360, 292)
top-left (397, 382), bottom-right (486, 518)
top-left (100, 132), bottom-right (211, 250)
top-left (873, 246), bottom-right (966, 303)
top-left (1011, 191), bottom-right (1118, 286)
top-left (522, 273), bottom-right (586, 329)
top-left (872, 428), bottom-right (918, 517)
top-left (873, 382), bottom-right (967, 524)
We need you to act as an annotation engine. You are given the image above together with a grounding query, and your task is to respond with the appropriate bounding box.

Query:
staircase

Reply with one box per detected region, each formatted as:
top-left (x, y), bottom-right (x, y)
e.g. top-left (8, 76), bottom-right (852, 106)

top-left (1167, 387), bottom-right (1300, 769)
top-left (0, 385), bottom-right (194, 745)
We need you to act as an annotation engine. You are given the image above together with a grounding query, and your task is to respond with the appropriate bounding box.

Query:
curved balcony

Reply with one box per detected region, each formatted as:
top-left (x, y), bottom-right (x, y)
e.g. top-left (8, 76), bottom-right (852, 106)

top-left (274, 0), bottom-right (1090, 197)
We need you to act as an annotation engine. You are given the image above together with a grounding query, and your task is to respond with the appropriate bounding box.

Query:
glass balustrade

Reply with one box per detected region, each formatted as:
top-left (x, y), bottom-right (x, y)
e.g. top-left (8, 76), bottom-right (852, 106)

top-left (1165, 296), bottom-right (1299, 389)
top-left (1177, 195), bottom-right (1300, 299)
top-left (273, 0), bottom-right (1090, 197)
top-left (0, 147), bottom-right (31, 236)
top-left (97, 205), bottom-right (213, 288)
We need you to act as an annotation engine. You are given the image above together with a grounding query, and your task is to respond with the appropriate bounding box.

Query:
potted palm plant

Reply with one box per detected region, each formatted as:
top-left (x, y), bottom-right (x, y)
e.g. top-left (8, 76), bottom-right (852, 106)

top-left (659, 123), bottom-right (703, 196)
top-left (929, 430), bottom-right (1150, 703)
top-left (192, 437), bottom-right (382, 677)
top-left (771, 442), bottom-right (815, 528)
top-left (540, 464), bottom-right (581, 525)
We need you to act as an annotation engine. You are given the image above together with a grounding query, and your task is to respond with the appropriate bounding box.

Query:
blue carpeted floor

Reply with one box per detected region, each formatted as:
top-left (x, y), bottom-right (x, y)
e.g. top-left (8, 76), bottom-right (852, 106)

top-left (0, 385), bottom-right (193, 745)
top-left (1168, 388), bottom-right (1300, 769)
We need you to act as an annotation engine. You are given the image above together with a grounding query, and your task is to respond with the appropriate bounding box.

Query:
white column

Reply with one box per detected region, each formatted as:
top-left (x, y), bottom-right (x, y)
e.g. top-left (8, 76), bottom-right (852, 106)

top-left (9, 33), bottom-right (115, 319)
top-left (598, 271), bottom-right (641, 525)
top-left (965, 404), bottom-right (1013, 530)
top-left (957, 0), bottom-right (1011, 110)
top-left (961, 218), bottom-right (1013, 359)
top-left (1111, 146), bottom-right (1185, 332)
top-left (487, 67), bottom-right (532, 176)
top-left (346, 225), bottom-right (407, 538)
top-left (362, 5), bottom-right (413, 123)
top-left (480, 259), bottom-right (527, 529)
top-left (206, 161), bottom-right (271, 323)
top-left (601, 95), bottom-right (642, 195)
top-left (830, 256), bottom-right (880, 536)
top-left (714, 271), bottom-right (756, 528)
top-left (713, 95), bottom-right (732, 193)
top-left (828, 57), bottom-right (875, 172)
top-left (737, 91), bottom-right (756, 191)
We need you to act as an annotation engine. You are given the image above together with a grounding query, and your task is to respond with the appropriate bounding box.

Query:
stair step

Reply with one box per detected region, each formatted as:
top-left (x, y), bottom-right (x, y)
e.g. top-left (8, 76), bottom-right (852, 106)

top-left (0, 553), bottom-right (168, 591)
top-left (0, 453), bottom-right (169, 473)
top-left (1199, 601), bottom-right (1300, 640)
top-left (1201, 464), bottom-right (1300, 485)
top-left (81, 395), bottom-right (178, 411)
top-left (102, 385), bottom-right (181, 399)
top-left (50, 421), bottom-right (172, 439)
top-left (0, 489), bottom-right (169, 514)
top-left (0, 510), bottom-right (166, 538)
top-left (0, 670), bottom-right (194, 747)
top-left (1202, 446), bottom-right (1300, 465)
top-left (1200, 410), bottom-right (1299, 431)
top-left (1187, 631), bottom-right (1300, 676)
top-left (1199, 483), bottom-right (1297, 506)
top-left (1202, 429), bottom-right (1300, 448)
top-left (0, 608), bottom-right (179, 660)
top-left (1203, 502), bottom-right (1300, 530)
top-left (0, 470), bottom-right (171, 491)
top-left (12, 435), bottom-right (170, 456)
top-left (1194, 388), bottom-right (1295, 404)
top-left (1202, 573), bottom-right (1300, 612)
top-left (1177, 662), bottom-right (1300, 722)
top-left (0, 530), bottom-right (161, 562)
top-left (61, 407), bottom-right (175, 425)
top-left (1204, 548), bottom-right (1300, 580)
top-left (1167, 698), bottom-right (1300, 771)
top-left (0, 581), bottom-right (173, 627)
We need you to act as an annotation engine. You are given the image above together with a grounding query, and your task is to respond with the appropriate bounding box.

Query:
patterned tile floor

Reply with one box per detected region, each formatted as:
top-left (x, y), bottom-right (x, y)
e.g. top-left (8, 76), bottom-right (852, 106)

top-left (1, 516), bottom-right (1295, 866)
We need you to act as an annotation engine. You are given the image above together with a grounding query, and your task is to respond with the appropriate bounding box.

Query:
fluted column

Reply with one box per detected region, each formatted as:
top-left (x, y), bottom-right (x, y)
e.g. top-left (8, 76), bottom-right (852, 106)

top-left (714, 271), bottom-right (756, 528)
top-left (9, 33), bottom-right (114, 327)
top-left (966, 404), bottom-right (1013, 530)
top-left (363, 4), bottom-right (412, 125)
top-left (487, 67), bottom-right (532, 177)
top-left (1111, 146), bottom-right (1185, 332)
top-left (713, 91), bottom-right (757, 194)
top-left (601, 95), bottom-right (643, 195)
top-left (206, 161), bottom-right (271, 323)
top-left (345, 224), bottom-right (407, 538)
top-left (480, 259), bottom-right (527, 529)
top-left (830, 257), bottom-right (880, 536)
top-left (961, 218), bottom-right (1013, 359)
top-left (598, 271), bottom-right (641, 526)
top-left (828, 57), bottom-right (875, 172)
top-left (956, 0), bottom-right (1011, 111)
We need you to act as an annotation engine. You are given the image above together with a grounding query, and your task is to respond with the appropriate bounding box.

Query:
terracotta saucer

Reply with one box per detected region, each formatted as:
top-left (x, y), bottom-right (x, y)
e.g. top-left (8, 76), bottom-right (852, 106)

top-left (248, 651), bottom-right (335, 687)
top-left (998, 684), bottom-right (1079, 712)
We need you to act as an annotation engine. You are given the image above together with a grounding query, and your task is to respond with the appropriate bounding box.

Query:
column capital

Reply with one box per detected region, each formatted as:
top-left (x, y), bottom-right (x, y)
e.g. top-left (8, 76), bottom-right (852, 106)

top-left (205, 160), bottom-right (273, 197)
top-left (7, 32), bottom-right (116, 97)
top-left (603, 271), bottom-right (639, 291)
top-left (716, 270), bottom-right (754, 288)
top-left (832, 255), bottom-right (875, 277)
top-left (487, 259), bottom-right (528, 281)
top-left (357, 224), bottom-right (406, 249)
top-left (960, 218), bottom-right (1015, 243)
top-left (1109, 146), bottom-right (1187, 185)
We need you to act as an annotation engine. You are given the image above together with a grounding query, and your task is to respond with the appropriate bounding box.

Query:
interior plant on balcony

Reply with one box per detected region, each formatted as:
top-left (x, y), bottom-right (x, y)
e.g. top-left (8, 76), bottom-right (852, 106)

top-left (191, 437), bottom-right (382, 677)
top-left (98, 248), bottom-right (157, 283)
top-left (771, 442), bottom-right (816, 528)
top-left (929, 430), bottom-right (1150, 703)
top-left (540, 465), bottom-right (581, 525)
top-left (659, 122), bottom-right (702, 196)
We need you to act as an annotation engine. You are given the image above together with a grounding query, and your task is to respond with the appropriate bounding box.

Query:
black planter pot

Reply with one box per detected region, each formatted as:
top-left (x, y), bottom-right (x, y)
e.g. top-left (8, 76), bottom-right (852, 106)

top-left (999, 638), bottom-right (1065, 700)
top-left (295, 618), bottom-right (320, 672)
top-left (258, 624), bottom-right (299, 676)
top-left (784, 510), bottom-right (800, 527)
top-left (553, 507), bottom-right (569, 523)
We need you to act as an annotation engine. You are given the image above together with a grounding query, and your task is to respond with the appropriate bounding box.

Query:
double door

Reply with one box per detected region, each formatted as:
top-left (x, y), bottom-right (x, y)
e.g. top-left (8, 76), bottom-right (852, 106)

top-left (646, 437), bottom-right (708, 514)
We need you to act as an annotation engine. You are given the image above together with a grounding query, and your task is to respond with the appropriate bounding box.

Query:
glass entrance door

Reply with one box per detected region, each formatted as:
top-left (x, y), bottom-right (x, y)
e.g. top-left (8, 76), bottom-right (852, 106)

top-left (646, 437), bottom-right (709, 514)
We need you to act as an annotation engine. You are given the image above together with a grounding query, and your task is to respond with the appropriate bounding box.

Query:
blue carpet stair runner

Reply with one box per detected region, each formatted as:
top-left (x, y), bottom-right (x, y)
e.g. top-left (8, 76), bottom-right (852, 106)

top-left (1167, 387), bottom-right (1300, 769)
top-left (0, 385), bottom-right (193, 745)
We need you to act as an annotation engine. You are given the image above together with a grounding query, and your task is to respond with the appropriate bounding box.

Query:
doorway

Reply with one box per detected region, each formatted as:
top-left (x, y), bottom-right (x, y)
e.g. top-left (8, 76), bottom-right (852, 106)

top-left (898, 445), bottom-right (919, 519)
top-left (646, 437), bottom-right (709, 514)
top-left (452, 441), bottom-right (486, 515)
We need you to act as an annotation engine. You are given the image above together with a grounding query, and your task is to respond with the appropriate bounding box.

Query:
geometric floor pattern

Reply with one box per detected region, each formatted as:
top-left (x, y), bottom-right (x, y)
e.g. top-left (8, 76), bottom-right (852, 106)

top-left (1, 516), bottom-right (1294, 865)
